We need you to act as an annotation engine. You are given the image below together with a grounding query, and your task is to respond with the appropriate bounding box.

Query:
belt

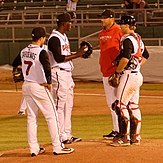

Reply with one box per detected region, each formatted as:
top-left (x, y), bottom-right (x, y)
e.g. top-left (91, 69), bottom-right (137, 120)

top-left (131, 71), bottom-right (138, 73)
top-left (59, 68), bottom-right (71, 72)
top-left (60, 68), bottom-right (66, 71)
top-left (51, 66), bottom-right (71, 72)
top-left (122, 70), bottom-right (138, 74)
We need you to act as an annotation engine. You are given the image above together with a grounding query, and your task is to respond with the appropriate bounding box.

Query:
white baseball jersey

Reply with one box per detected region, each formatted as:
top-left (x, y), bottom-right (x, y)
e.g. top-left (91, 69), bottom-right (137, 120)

top-left (21, 44), bottom-right (47, 84)
top-left (42, 44), bottom-right (48, 52)
top-left (120, 33), bottom-right (144, 72)
top-left (48, 30), bottom-right (74, 71)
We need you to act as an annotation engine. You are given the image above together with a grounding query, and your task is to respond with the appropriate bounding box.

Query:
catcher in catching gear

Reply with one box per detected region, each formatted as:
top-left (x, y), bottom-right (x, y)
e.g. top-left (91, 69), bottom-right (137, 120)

top-left (80, 41), bottom-right (93, 58)
top-left (110, 15), bottom-right (149, 147)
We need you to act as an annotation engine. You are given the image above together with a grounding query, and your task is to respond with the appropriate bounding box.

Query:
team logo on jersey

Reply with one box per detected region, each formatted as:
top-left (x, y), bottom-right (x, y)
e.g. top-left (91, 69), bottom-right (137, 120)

top-left (62, 44), bottom-right (70, 51)
top-left (100, 35), bottom-right (112, 43)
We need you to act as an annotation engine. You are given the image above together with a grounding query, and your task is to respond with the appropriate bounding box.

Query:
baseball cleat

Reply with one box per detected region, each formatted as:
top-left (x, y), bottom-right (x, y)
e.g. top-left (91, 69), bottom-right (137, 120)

top-left (31, 147), bottom-right (45, 157)
top-left (110, 137), bottom-right (130, 147)
top-left (62, 137), bottom-right (82, 144)
top-left (62, 139), bottom-right (72, 144)
top-left (53, 147), bottom-right (74, 155)
top-left (18, 111), bottom-right (26, 116)
top-left (103, 130), bottom-right (119, 140)
top-left (130, 140), bottom-right (140, 145)
top-left (70, 136), bottom-right (82, 143)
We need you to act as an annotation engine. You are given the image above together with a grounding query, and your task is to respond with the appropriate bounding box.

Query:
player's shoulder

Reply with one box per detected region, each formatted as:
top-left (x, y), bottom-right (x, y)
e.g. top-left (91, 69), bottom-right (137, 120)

top-left (111, 24), bottom-right (123, 35)
top-left (112, 23), bottom-right (121, 30)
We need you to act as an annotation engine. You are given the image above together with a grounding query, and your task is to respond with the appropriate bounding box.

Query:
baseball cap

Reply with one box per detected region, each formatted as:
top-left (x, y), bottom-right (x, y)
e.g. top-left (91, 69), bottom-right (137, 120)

top-left (67, 11), bottom-right (76, 19)
top-left (31, 27), bottom-right (46, 39)
top-left (98, 9), bottom-right (115, 18)
top-left (56, 13), bottom-right (72, 23)
top-left (118, 15), bottom-right (136, 26)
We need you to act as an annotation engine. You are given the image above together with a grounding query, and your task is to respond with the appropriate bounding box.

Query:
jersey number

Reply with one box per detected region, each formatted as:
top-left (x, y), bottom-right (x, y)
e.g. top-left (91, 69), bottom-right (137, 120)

top-left (24, 61), bottom-right (33, 75)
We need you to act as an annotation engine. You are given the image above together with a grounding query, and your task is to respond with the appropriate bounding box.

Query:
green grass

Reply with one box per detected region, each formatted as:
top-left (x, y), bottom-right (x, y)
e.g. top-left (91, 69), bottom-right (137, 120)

top-left (75, 82), bottom-right (163, 90)
top-left (0, 82), bottom-right (163, 90)
top-left (0, 114), bottom-right (163, 151)
top-left (141, 83), bottom-right (163, 90)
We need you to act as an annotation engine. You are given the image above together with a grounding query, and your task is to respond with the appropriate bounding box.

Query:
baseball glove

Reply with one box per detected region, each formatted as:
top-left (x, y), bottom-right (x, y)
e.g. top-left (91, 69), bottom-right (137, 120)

top-left (80, 41), bottom-right (93, 59)
top-left (12, 67), bottom-right (24, 83)
top-left (108, 72), bottom-right (120, 88)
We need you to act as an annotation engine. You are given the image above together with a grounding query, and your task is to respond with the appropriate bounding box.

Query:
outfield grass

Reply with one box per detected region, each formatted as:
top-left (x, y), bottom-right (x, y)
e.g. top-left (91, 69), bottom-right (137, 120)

top-left (0, 114), bottom-right (163, 151)
top-left (75, 82), bottom-right (163, 90)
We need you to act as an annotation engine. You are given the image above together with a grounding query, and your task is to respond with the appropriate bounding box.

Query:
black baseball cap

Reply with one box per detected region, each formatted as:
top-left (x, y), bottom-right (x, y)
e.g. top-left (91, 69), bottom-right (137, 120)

top-left (98, 9), bottom-right (115, 18)
top-left (31, 27), bottom-right (46, 39)
top-left (67, 11), bottom-right (76, 19)
top-left (56, 13), bottom-right (72, 23)
top-left (118, 15), bottom-right (136, 26)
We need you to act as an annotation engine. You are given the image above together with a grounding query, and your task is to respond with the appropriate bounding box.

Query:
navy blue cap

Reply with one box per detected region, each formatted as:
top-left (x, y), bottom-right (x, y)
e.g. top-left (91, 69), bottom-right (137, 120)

top-left (98, 9), bottom-right (115, 18)
top-left (56, 13), bottom-right (72, 22)
top-left (118, 15), bottom-right (136, 26)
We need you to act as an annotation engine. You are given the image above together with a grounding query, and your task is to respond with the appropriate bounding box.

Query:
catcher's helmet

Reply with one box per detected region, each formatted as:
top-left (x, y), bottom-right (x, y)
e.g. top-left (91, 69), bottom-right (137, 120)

top-left (119, 15), bottom-right (136, 26)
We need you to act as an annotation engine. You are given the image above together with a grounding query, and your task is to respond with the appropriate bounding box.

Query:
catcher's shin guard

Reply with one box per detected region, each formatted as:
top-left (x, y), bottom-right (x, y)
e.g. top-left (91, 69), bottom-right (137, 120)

top-left (112, 100), bottom-right (129, 137)
top-left (128, 108), bottom-right (141, 142)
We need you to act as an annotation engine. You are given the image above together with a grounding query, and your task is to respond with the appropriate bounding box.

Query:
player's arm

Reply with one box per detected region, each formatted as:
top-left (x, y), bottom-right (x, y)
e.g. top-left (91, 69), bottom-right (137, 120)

top-left (12, 53), bottom-right (22, 70)
top-left (48, 36), bottom-right (86, 63)
top-left (48, 36), bottom-right (65, 63)
top-left (39, 50), bottom-right (51, 84)
top-left (141, 47), bottom-right (149, 65)
top-left (116, 39), bottom-right (132, 73)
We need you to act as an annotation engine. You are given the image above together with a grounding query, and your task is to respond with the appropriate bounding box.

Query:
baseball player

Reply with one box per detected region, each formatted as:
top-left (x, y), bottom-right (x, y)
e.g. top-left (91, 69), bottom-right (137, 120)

top-left (12, 45), bottom-right (48, 116)
top-left (47, 13), bottom-right (87, 144)
top-left (20, 27), bottom-right (74, 156)
top-left (98, 10), bottom-right (123, 139)
top-left (110, 15), bottom-right (149, 147)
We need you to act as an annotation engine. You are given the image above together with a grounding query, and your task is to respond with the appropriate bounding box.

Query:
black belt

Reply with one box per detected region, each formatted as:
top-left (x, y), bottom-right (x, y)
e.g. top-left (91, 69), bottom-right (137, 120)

top-left (131, 71), bottom-right (138, 73)
top-left (122, 71), bottom-right (138, 74)
top-left (60, 68), bottom-right (66, 71)
top-left (60, 68), bottom-right (71, 72)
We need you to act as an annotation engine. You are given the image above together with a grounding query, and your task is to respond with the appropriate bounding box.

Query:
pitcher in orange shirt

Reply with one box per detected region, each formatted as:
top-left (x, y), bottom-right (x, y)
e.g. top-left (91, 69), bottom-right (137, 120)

top-left (98, 10), bottom-right (123, 139)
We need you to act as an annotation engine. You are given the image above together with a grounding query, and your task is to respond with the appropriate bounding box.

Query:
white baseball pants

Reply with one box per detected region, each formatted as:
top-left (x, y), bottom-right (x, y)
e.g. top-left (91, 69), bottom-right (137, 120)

top-left (103, 77), bottom-right (119, 132)
top-left (22, 81), bottom-right (63, 154)
top-left (51, 68), bottom-right (74, 142)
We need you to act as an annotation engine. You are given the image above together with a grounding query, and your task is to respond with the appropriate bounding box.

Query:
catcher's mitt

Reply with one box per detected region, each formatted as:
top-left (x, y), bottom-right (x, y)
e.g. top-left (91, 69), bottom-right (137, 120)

top-left (12, 67), bottom-right (24, 83)
top-left (80, 41), bottom-right (93, 59)
top-left (108, 72), bottom-right (120, 88)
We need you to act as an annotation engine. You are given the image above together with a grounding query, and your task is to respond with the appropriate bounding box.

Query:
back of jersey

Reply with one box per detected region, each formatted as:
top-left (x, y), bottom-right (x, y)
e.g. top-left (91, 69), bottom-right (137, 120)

top-left (21, 44), bottom-right (47, 84)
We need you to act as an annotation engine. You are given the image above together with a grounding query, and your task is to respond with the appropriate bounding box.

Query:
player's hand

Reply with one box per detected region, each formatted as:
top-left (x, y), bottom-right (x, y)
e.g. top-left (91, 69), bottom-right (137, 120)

top-left (76, 45), bottom-right (88, 57)
top-left (80, 41), bottom-right (93, 59)
top-left (40, 83), bottom-right (52, 91)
